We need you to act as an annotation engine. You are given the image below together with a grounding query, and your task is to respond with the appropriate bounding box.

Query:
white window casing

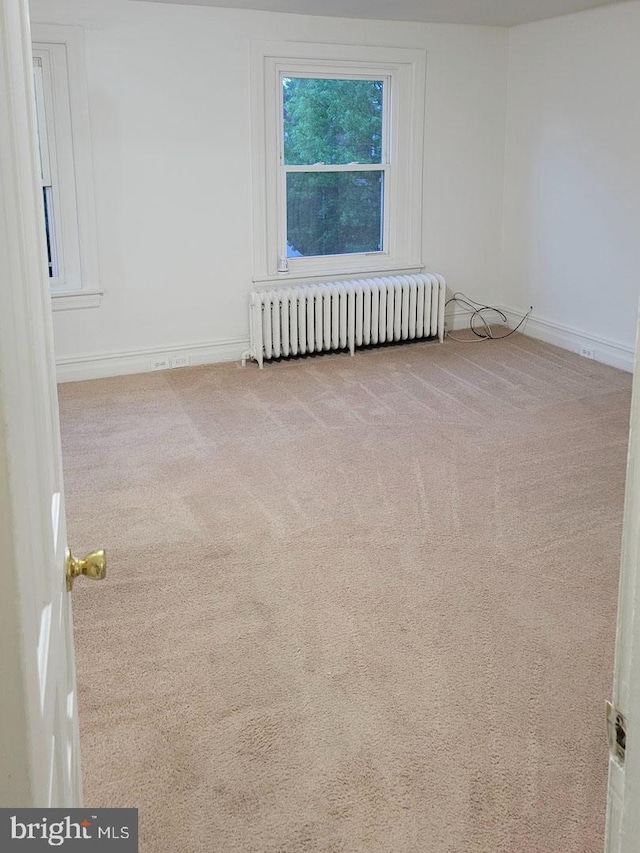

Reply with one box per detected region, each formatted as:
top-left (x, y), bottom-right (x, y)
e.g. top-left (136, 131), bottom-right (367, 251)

top-left (251, 41), bottom-right (427, 284)
top-left (31, 23), bottom-right (101, 310)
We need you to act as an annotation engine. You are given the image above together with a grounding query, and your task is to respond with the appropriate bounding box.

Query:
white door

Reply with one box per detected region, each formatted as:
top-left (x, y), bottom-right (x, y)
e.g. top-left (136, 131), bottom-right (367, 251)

top-left (0, 0), bottom-right (101, 808)
top-left (605, 313), bottom-right (640, 851)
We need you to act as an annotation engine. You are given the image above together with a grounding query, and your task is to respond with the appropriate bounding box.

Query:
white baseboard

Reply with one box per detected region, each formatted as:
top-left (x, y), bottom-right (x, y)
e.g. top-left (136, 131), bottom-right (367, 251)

top-left (56, 309), bottom-right (636, 382)
top-left (498, 306), bottom-right (634, 373)
top-left (56, 336), bottom-right (250, 383)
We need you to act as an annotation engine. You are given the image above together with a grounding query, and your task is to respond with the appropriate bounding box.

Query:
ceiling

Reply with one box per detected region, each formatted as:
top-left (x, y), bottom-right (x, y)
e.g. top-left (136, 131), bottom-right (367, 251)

top-left (141, 0), bottom-right (626, 28)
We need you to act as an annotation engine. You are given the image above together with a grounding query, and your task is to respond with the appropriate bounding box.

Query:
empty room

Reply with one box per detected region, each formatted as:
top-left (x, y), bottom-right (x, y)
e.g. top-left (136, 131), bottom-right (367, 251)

top-left (1, 0), bottom-right (640, 851)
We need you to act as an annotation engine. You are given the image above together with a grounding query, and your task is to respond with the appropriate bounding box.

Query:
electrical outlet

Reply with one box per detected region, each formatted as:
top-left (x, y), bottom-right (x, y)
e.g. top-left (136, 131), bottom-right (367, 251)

top-left (170, 354), bottom-right (190, 369)
top-left (580, 346), bottom-right (595, 360)
top-left (151, 356), bottom-right (169, 370)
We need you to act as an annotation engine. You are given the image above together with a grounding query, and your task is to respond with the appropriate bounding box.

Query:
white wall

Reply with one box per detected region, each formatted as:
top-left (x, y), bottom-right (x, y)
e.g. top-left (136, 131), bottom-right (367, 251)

top-left (28, 0), bottom-right (509, 379)
top-left (501, 1), bottom-right (640, 370)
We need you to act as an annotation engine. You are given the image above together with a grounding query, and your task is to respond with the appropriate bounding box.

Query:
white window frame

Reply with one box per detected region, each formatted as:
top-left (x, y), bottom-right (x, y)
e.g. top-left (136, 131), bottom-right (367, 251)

top-left (251, 41), bottom-right (426, 284)
top-left (31, 24), bottom-right (101, 310)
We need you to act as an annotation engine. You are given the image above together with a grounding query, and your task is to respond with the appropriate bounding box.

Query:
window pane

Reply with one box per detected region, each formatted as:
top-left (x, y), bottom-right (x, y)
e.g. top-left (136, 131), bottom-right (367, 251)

top-left (283, 78), bottom-right (383, 166)
top-left (287, 171), bottom-right (383, 258)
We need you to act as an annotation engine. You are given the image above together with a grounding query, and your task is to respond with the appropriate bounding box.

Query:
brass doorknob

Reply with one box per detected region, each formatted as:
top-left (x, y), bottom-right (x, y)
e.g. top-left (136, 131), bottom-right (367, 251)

top-left (66, 548), bottom-right (107, 591)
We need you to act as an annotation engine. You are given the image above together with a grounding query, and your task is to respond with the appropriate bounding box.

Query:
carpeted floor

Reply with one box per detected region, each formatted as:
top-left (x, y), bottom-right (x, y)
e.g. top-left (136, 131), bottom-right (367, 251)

top-left (58, 333), bottom-right (632, 853)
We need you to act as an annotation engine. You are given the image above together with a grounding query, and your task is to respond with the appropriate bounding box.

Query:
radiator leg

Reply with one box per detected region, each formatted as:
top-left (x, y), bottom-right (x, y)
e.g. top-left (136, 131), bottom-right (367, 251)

top-left (241, 349), bottom-right (264, 368)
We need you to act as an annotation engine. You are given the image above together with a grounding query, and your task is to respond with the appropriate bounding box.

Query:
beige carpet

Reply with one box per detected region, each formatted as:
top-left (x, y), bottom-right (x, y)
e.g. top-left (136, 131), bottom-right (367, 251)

top-left (58, 333), bottom-right (632, 853)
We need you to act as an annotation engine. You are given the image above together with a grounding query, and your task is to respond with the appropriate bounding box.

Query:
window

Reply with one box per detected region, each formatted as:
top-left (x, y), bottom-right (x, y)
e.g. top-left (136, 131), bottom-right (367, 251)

top-left (32, 49), bottom-right (72, 286)
top-left (283, 76), bottom-right (386, 260)
top-left (31, 24), bottom-right (100, 310)
top-left (251, 42), bottom-right (426, 282)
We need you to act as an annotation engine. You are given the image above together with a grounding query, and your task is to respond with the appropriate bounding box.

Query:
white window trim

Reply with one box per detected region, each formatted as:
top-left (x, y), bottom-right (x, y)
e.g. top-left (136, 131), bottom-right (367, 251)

top-left (31, 23), bottom-right (101, 310)
top-left (250, 40), bottom-right (427, 284)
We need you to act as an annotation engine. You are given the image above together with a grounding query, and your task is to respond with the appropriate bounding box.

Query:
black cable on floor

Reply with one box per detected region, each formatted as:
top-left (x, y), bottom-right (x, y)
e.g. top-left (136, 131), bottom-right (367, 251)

top-left (445, 293), bottom-right (532, 342)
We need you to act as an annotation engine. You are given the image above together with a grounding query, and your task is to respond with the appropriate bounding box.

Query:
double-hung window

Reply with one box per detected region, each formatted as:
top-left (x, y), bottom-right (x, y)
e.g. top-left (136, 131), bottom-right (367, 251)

top-left (251, 42), bottom-right (427, 282)
top-left (31, 24), bottom-right (100, 310)
top-left (32, 48), bottom-right (71, 286)
top-left (282, 75), bottom-right (387, 262)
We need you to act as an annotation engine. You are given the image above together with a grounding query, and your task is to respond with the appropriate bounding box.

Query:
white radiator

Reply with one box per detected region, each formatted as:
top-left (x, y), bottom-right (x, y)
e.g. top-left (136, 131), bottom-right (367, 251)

top-left (244, 273), bottom-right (446, 368)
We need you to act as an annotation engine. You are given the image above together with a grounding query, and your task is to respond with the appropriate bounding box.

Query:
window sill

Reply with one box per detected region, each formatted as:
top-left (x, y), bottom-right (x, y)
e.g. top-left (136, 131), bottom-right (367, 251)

top-left (51, 289), bottom-right (102, 311)
top-left (253, 263), bottom-right (424, 288)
